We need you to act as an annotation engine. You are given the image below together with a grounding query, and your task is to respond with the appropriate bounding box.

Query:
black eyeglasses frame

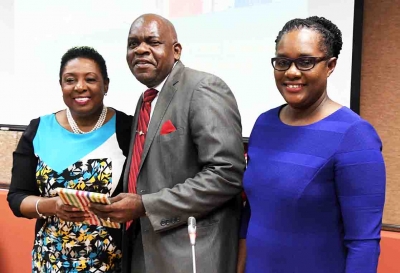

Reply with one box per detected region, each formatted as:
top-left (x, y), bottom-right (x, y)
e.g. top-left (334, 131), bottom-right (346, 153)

top-left (271, 56), bottom-right (330, 71)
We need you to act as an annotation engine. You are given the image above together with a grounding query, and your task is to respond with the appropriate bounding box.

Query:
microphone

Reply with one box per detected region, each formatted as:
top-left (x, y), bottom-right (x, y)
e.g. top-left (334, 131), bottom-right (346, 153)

top-left (188, 216), bottom-right (197, 245)
top-left (188, 216), bottom-right (197, 273)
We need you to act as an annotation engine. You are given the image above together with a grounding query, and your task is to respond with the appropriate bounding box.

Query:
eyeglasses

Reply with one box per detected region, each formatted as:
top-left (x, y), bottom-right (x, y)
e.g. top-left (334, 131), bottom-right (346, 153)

top-left (271, 56), bottom-right (329, 71)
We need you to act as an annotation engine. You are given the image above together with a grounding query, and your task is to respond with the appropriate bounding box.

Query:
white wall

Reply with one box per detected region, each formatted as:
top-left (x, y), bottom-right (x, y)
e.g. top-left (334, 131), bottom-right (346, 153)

top-left (2, 0), bottom-right (356, 137)
top-left (0, 0), bottom-right (14, 116)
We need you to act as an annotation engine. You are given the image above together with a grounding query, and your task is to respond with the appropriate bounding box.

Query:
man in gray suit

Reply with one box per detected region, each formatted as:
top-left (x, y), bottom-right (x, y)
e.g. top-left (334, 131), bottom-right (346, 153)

top-left (91, 13), bottom-right (245, 273)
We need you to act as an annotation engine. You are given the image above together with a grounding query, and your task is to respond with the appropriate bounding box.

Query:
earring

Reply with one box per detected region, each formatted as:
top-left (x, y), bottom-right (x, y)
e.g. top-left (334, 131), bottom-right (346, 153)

top-left (105, 93), bottom-right (108, 96)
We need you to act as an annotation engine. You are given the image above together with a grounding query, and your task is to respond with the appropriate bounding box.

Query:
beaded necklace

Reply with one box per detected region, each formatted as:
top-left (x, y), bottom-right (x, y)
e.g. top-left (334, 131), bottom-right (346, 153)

top-left (66, 106), bottom-right (108, 134)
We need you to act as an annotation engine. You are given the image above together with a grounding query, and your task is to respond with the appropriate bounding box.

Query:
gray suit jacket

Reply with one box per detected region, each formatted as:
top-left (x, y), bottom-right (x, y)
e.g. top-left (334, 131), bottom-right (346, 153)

top-left (122, 61), bottom-right (245, 273)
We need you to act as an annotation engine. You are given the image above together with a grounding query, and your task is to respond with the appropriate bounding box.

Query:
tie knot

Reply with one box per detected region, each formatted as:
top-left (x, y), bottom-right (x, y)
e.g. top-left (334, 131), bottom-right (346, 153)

top-left (143, 88), bottom-right (158, 103)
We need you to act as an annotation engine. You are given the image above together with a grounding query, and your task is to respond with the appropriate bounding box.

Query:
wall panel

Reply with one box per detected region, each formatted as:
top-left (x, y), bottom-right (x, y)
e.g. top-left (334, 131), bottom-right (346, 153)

top-left (361, 0), bottom-right (400, 226)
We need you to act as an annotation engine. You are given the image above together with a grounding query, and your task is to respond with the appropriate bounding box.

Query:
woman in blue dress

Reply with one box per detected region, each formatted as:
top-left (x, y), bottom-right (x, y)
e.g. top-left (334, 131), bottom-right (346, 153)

top-left (240, 16), bottom-right (386, 273)
top-left (8, 46), bottom-right (132, 272)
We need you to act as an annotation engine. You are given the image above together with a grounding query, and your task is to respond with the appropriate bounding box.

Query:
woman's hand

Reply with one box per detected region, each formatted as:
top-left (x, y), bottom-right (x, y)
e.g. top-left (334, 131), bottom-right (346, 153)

top-left (55, 197), bottom-right (90, 222)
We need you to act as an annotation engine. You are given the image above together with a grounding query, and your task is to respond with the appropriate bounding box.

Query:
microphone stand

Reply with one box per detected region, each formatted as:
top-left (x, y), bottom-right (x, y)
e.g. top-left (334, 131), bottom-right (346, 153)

top-left (191, 243), bottom-right (196, 273)
top-left (188, 216), bottom-right (197, 273)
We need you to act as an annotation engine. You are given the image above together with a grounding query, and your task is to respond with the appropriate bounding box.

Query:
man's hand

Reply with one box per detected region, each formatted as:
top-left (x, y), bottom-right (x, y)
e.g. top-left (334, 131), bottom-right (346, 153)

top-left (89, 193), bottom-right (146, 223)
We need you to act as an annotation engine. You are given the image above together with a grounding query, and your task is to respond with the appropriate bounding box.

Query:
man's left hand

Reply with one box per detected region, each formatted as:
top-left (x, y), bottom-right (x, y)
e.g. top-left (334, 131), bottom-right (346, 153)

top-left (89, 193), bottom-right (146, 223)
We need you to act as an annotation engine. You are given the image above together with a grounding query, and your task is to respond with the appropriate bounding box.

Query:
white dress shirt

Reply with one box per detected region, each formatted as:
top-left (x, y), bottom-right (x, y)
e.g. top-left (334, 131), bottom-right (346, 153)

top-left (142, 62), bottom-right (177, 121)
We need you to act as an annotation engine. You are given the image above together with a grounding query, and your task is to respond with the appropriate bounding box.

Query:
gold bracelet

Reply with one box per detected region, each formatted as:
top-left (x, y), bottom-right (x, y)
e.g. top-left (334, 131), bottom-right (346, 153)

top-left (35, 198), bottom-right (47, 219)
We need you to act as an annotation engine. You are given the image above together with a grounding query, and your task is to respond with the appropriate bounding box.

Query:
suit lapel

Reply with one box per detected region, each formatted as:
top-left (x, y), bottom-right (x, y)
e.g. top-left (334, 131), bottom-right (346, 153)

top-left (138, 62), bottom-right (185, 173)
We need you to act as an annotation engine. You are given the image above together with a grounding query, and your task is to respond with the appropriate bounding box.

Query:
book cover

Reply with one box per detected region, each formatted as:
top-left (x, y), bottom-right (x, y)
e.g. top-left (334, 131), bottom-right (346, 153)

top-left (56, 188), bottom-right (120, 229)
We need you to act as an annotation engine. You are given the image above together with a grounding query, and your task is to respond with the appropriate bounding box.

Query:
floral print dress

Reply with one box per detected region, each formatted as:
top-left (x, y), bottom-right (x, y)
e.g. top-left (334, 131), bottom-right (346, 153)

top-left (30, 114), bottom-right (127, 272)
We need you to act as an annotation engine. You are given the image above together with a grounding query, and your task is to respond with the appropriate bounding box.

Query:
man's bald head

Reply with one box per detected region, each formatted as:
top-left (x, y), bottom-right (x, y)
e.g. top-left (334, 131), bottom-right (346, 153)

top-left (130, 14), bottom-right (178, 44)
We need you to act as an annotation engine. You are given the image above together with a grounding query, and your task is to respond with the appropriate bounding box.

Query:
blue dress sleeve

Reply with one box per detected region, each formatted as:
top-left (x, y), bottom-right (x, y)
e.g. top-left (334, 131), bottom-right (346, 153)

top-left (334, 120), bottom-right (386, 273)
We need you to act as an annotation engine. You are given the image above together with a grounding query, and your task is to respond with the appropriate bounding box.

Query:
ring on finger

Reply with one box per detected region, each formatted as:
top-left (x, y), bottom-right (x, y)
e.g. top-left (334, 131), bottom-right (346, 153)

top-left (107, 217), bottom-right (111, 222)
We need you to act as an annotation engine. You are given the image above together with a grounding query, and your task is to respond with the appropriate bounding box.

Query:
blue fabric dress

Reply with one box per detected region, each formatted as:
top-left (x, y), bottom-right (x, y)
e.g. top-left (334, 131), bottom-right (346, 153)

top-left (243, 106), bottom-right (385, 273)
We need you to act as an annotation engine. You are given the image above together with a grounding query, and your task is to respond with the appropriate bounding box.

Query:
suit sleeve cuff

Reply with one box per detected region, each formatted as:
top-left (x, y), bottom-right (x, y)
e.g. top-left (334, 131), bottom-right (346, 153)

top-left (141, 193), bottom-right (183, 232)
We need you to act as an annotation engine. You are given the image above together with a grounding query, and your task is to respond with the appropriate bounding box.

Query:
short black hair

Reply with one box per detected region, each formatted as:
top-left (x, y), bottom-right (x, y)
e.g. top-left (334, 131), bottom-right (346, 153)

top-left (275, 16), bottom-right (343, 58)
top-left (59, 46), bottom-right (109, 82)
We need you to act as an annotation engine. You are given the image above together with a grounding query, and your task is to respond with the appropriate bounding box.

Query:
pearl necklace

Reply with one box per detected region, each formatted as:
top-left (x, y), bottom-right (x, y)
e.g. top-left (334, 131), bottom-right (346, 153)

top-left (66, 106), bottom-right (108, 134)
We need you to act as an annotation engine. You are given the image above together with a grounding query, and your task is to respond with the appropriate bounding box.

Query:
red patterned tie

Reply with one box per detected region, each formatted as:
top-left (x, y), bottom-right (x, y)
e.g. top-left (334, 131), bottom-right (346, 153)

top-left (126, 88), bottom-right (158, 229)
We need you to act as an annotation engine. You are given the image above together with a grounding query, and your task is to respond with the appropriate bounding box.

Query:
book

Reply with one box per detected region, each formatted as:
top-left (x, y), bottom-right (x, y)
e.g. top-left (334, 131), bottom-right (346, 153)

top-left (56, 188), bottom-right (120, 229)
